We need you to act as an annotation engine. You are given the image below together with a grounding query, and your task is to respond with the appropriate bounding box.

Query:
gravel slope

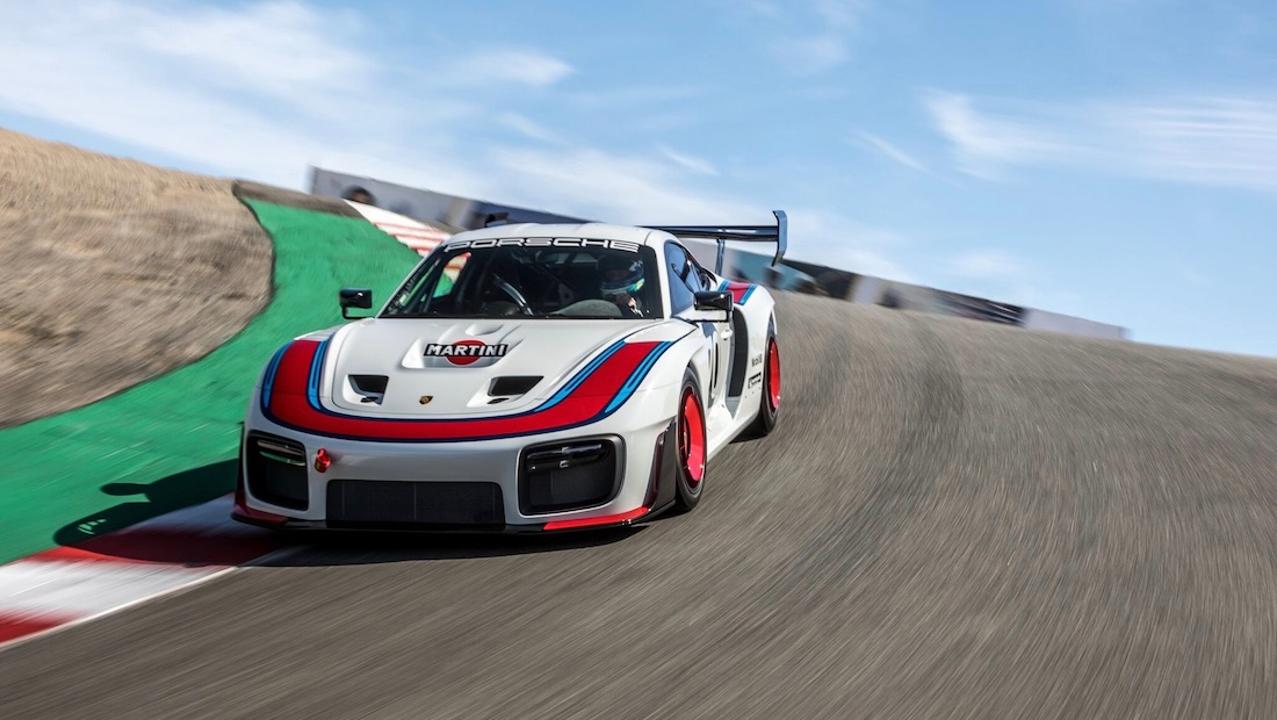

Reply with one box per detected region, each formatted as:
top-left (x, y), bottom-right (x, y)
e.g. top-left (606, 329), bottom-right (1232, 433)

top-left (0, 129), bottom-right (270, 426)
top-left (4, 293), bottom-right (1277, 718)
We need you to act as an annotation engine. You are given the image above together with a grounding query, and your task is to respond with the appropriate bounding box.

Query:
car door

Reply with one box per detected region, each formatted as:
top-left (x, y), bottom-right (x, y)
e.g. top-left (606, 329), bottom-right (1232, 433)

top-left (666, 242), bottom-right (732, 407)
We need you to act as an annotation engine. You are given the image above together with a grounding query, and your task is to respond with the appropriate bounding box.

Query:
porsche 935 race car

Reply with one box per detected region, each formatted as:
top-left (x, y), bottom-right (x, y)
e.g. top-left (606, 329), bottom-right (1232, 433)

top-left (233, 212), bottom-right (786, 532)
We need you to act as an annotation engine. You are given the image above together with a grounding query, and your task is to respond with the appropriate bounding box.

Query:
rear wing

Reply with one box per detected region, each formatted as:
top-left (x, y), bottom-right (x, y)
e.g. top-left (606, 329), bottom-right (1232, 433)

top-left (644, 210), bottom-right (787, 275)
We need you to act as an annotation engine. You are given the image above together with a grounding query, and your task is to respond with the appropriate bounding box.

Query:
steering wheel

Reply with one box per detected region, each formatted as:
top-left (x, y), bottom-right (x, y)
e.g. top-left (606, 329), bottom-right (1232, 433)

top-left (493, 275), bottom-right (534, 316)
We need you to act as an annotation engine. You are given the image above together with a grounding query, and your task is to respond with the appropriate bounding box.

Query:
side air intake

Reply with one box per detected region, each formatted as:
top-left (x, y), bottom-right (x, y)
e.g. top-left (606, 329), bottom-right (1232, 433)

top-left (519, 436), bottom-right (622, 514)
top-left (245, 432), bottom-right (309, 510)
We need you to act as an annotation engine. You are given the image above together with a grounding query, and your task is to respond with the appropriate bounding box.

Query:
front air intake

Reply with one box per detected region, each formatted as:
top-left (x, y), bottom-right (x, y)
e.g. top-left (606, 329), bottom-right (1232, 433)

top-left (245, 432), bottom-right (309, 510)
top-left (327, 481), bottom-right (503, 528)
top-left (519, 436), bottom-right (622, 515)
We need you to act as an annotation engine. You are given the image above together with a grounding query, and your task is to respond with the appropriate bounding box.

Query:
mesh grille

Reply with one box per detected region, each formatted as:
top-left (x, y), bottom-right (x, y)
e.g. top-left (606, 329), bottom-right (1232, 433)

top-left (326, 480), bottom-right (503, 528)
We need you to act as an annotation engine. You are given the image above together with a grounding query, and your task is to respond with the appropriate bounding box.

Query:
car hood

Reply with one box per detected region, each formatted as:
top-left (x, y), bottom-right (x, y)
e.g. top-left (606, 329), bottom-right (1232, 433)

top-left (320, 317), bottom-right (668, 417)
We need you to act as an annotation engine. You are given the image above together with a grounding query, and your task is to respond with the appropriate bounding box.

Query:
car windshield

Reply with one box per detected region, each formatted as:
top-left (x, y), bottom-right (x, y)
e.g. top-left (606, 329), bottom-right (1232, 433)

top-left (381, 239), bottom-right (663, 319)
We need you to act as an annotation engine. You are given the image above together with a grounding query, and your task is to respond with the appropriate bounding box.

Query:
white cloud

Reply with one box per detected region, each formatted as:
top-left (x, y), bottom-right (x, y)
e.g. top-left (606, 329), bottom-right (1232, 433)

top-left (0, 0), bottom-right (913, 287)
top-left (746, 0), bottom-right (868, 74)
top-left (925, 90), bottom-right (1277, 191)
top-left (566, 85), bottom-right (702, 109)
top-left (825, 246), bottom-right (912, 282)
top-left (815, 0), bottom-right (866, 27)
top-left (445, 49), bottom-right (574, 88)
top-left (934, 248), bottom-right (1050, 309)
top-left (478, 145), bottom-right (913, 284)
top-left (773, 34), bottom-right (850, 74)
top-left (948, 249), bottom-right (1026, 280)
top-left (487, 146), bottom-right (756, 224)
top-left (565, 85), bottom-right (704, 133)
top-left (0, 1), bottom-right (513, 193)
top-left (657, 145), bottom-right (719, 176)
top-left (784, 210), bottom-right (914, 282)
top-left (0, 1), bottom-right (736, 224)
top-left (496, 113), bottom-right (562, 144)
top-left (924, 91), bottom-right (1065, 179)
top-left (851, 131), bottom-right (928, 172)
top-left (1114, 98), bottom-right (1277, 191)
top-left (130, 1), bottom-right (373, 111)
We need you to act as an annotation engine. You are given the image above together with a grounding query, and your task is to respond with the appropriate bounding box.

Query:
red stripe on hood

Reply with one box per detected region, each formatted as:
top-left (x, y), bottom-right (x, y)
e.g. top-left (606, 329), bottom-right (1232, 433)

top-left (265, 339), bottom-right (659, 441)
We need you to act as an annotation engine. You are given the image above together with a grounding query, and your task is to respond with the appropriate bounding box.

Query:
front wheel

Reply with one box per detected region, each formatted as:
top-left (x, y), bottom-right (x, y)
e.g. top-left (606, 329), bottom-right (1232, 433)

top-left (672, 370), bottom-right (707, 512)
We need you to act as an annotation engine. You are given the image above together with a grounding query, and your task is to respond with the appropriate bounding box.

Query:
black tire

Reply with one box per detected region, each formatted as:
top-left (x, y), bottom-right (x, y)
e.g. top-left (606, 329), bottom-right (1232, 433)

top-left (745, 323), bottom-right (780, 438)
top-left (673, 369), bottom-right (707, 512)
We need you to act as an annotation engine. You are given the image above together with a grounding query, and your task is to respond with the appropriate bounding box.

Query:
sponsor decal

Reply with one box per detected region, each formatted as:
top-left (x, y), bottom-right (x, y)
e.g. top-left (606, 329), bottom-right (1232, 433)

top-left (424, 339), bottom-right (508, 366)
top-left (751, 354), bottom-right (764, 367)
top-left (748, 372), bottom-right (763, 389)
top-left (443, 237), bottom-right (641, 253)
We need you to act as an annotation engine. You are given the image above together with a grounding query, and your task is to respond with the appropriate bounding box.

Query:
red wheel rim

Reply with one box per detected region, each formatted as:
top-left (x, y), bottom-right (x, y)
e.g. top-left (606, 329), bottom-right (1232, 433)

top-left (766, 339), bottom-right (781, 411)
top-left (679, 389), bottom-right (706, 487)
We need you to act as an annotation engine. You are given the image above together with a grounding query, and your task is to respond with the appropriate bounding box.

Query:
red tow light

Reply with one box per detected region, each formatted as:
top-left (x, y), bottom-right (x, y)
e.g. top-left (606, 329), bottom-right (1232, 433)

top-left (313, 448), bottom-right (332, 473)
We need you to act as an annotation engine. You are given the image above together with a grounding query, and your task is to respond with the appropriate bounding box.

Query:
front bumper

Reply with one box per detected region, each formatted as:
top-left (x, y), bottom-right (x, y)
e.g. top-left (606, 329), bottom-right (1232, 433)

top-left (234, 400), bottom-right (678, 532)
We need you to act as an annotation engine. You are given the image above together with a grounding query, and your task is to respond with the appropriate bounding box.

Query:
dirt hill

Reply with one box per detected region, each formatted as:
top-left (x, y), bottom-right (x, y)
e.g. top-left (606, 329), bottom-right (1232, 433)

top-left (0, 129), bottom-right (272, 426)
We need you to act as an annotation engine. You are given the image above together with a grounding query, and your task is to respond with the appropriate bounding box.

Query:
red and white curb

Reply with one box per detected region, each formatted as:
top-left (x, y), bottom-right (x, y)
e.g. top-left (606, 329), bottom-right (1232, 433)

top-left (0, 206), bottom-right (449, 650)
top-left (0, 495), bottom-right (281, 649)
top-left (345, 200), bottom-right (451, 257)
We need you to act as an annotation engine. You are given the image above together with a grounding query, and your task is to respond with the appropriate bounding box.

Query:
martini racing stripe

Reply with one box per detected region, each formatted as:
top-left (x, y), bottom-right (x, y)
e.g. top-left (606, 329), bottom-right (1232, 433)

top-left (260, 343), bottom-right (288, 406)
top-left (717, 279), bottom-right (757, 305)
top-left (261, 338), bottom-right (677, 442)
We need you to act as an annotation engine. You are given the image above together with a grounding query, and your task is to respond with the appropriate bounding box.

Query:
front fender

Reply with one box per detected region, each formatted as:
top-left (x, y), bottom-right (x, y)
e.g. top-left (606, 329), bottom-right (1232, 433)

top-left (628, 320), bottom-right (707, 388)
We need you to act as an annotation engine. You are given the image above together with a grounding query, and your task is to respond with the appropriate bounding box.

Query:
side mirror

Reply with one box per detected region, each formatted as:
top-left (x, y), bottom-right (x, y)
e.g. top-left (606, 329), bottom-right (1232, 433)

top-left (686, 290), bottom-right (732, 323)
top-left (695, 290), bottom-right (732, 313)
top-left (339, 288), bottom-right (373, 320)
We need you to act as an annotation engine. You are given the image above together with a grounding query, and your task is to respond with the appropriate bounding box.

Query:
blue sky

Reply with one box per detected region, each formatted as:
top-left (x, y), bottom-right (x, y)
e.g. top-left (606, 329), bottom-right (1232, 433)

top-left (1, 1), bottom-right (1275, 355)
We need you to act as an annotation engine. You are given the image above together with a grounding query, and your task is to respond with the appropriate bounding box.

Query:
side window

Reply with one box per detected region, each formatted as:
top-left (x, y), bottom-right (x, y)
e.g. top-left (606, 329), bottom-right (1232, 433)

top-left (686, 254), bottom-right (713, 293)
top-left (665, 242), bottom-right (697, 313)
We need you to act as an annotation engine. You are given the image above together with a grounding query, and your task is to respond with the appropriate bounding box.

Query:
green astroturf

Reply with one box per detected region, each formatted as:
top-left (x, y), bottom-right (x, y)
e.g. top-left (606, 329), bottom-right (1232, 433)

top-left (0, 200), bottom-right (417, 563)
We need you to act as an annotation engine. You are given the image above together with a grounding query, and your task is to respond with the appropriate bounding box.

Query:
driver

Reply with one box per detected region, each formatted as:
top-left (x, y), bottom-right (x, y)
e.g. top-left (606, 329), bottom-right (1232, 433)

top-left (599, 254), bottom-right (646, 316)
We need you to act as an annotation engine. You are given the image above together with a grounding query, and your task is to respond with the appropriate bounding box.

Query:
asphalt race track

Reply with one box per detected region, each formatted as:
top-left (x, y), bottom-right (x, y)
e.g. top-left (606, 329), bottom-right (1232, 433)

top-left (4, 293), bottom-right (1277, 719)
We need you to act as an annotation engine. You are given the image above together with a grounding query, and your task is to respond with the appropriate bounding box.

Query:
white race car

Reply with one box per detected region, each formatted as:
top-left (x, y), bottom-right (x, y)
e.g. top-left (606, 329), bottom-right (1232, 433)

top-left (233, 213), bottom-right (786, 532)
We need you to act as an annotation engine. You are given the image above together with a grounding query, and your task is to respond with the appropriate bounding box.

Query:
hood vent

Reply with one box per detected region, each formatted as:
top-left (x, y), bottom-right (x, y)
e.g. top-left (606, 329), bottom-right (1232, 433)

top-left (348, 374), bottom-right (389, 404)
top-left (489, 376), bottom-right (542, 398)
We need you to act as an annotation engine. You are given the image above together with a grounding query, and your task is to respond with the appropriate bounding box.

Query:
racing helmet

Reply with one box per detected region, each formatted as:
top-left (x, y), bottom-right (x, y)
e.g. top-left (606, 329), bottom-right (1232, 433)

top-left (599, 253), bottom-right (645, 299)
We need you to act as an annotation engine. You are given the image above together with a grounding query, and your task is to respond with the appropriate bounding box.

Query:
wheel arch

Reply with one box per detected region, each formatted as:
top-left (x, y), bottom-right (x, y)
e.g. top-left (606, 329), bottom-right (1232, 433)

top-left (625, 325), bottom-right (709, 421)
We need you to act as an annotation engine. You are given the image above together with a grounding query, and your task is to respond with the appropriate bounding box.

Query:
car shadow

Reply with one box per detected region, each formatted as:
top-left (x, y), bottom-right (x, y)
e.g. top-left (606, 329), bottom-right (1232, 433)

top-left (258, 525), bottom-right (642, 567)
top-left (51, 458), bottom-right (642, 566)
top-left (52, 459), bottom-right (238, 552)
